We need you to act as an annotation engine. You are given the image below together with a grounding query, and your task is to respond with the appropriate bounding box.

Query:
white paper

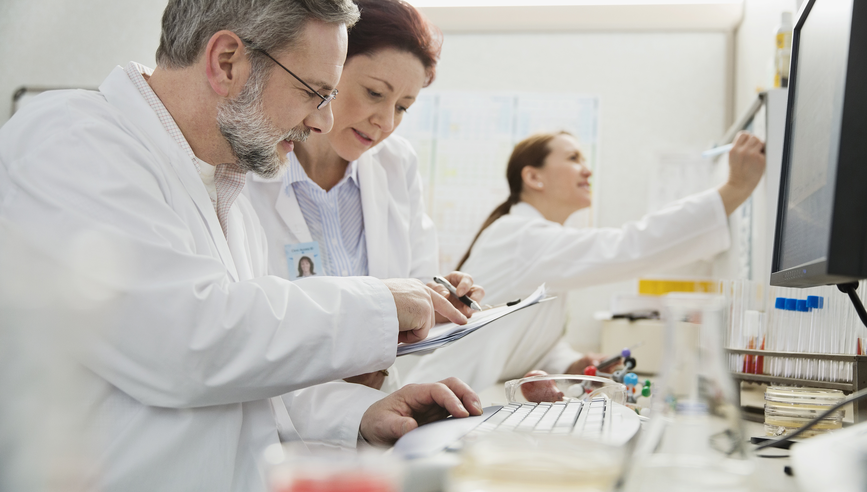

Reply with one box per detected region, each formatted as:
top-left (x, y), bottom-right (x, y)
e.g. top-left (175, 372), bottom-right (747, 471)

top-left (397, 284), bottom-right (548, 356)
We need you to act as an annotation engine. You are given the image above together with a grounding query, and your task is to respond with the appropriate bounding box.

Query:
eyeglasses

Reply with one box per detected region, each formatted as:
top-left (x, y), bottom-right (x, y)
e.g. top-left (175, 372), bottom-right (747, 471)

top-left (245, 43), bottom-right (337, 110)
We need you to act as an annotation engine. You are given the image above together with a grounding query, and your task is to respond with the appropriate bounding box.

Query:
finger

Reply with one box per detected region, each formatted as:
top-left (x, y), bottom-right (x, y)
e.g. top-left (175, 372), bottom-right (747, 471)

top-left (416, 382), bottom-right (470, 419)
top-left (437, 377), bottom-right (482, 416)
top-left (450, 299), bottom-right (475, 319)
top-left (398, 327), bottom-right (427, 345)
top-left (426, 282), bottom-right (451, 299)
top-left (447, 271), bottom-right (474, 297)
top-left (431, 289), bottom-right (468, 325)
top-left (466, 284), bottom-right (486, 302)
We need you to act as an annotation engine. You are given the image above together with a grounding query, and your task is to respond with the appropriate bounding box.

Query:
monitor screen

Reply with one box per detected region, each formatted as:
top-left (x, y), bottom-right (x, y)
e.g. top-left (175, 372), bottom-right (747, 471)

top-left (778, 0), bottom-right (853, 272)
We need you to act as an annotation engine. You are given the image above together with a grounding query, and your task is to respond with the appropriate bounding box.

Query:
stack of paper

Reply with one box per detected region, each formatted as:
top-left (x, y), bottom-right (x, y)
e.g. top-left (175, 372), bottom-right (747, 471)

top-left (397, 284), bottom-right (548, 356)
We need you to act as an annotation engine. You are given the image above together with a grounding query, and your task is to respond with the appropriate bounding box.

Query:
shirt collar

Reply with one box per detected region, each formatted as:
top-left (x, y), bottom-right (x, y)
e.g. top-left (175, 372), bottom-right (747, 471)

top-left (284, 151), bottom-right (359, 191)
top-left (123, 62), bottom-right (209, 173)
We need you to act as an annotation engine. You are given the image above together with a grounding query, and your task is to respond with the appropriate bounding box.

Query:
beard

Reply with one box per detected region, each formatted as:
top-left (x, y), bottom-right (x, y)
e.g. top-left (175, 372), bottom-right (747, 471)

top-left (217, 68), bottom-right (310, 178)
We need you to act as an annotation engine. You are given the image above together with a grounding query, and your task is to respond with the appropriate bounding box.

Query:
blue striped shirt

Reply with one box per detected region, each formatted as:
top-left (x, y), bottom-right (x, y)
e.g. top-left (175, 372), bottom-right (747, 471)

top-left (283, 152), bottom-right (368, 277)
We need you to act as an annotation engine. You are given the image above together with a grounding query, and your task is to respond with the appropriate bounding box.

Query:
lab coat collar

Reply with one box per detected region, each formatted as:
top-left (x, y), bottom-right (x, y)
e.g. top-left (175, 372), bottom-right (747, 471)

top-left (510, 201), bottom-right (547, 220)
top-left (99, 63), bottom-right (240, 281)
top-left (358, 150), bottom-right (389, 278)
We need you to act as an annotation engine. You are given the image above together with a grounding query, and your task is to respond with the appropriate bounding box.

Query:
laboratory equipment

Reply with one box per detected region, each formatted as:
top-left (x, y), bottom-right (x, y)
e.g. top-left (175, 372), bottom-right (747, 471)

top-left (264, 443), bottom-right (402, 492)
top-left (763, 386), bottom-right (844, 438)
top-left (622, 293), bottom-right (755, 492)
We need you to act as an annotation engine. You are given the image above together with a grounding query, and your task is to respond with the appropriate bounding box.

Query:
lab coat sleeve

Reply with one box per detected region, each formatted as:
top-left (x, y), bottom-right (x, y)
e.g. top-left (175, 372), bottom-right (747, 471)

top-left (398, 138), bottom-right (439, 282)
top-left (0, 110), bottom-right (399, 409)
top-left (537, 339), bottom-right (585, 374)
top-left (512, 189), bottom-right (730, 293)
top-left (284, 382), bottom-right (386, 449)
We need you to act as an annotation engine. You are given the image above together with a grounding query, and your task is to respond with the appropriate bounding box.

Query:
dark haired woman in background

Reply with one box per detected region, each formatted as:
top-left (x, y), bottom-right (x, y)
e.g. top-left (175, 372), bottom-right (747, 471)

top-left (404, 131), bottom-right (766, 390)
top-left (246, 0), bottom-right (484, 393)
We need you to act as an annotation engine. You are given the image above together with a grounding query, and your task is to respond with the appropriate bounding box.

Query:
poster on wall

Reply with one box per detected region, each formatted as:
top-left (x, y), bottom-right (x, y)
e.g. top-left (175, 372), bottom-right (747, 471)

top-left (394, 91), bottom-right (600, 272)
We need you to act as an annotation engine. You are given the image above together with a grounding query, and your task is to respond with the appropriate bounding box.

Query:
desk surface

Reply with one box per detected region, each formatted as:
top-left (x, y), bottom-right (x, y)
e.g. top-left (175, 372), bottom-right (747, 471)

top-left (472, 384), bottom-right (798, 492)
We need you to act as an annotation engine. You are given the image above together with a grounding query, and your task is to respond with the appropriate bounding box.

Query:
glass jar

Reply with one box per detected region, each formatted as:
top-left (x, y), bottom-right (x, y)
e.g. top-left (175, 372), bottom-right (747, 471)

top-left (764, 386), bottom-right (844, 438)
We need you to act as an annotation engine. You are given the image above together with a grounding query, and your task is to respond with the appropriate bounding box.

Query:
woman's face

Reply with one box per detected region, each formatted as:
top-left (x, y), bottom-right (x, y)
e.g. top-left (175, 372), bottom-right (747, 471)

top-left (300, 258), bottom-right (312, 275)
top-left (326, 48), bottom-right (427, 162)
top-left (536, 135), bottom-right (593, 212)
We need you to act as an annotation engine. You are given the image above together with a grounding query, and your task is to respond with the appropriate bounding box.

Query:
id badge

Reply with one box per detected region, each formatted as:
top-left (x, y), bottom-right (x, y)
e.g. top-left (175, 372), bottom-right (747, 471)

top-left (285, 242), bottom-right (323, 280)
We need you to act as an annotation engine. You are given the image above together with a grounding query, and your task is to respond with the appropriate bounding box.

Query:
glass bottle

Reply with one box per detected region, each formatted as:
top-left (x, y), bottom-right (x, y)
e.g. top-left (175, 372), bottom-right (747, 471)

top-left (621, 293), bottom-right (755, 492)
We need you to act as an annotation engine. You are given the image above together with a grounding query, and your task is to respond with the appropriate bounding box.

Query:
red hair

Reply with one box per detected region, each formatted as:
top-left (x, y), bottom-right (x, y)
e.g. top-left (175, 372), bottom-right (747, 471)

top-left (348, 0), bottom-right (443, 87)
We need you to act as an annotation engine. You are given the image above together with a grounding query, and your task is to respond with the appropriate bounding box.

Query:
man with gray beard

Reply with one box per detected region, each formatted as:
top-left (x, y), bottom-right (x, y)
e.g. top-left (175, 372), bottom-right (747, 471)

top-left (0, 0), bottom-right (481, 491)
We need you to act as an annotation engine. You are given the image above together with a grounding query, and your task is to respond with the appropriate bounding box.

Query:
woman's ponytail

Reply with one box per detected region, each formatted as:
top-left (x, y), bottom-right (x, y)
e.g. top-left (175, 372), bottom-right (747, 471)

top-left (455, 131), bottom-right (571, 271)
top-left (455, 196), bottom-right (517, 270)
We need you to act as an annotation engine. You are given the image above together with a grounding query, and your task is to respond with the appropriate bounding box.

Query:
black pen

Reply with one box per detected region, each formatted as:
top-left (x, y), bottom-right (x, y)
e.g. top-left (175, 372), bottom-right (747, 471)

top-left (433, 276), bottom-right (482, 312)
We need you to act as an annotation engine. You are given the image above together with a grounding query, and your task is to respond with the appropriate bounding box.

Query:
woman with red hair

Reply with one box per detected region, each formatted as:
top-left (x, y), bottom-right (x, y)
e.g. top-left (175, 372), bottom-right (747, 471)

top-left (246, 0), bottom-right (484, 392)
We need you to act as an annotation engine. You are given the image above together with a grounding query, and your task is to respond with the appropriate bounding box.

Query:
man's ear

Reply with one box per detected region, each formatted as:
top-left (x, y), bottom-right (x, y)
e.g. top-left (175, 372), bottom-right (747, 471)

top-left (521, 166), bottom-right (545, 191)
top-left (204, 30), bottom-right (248, 97)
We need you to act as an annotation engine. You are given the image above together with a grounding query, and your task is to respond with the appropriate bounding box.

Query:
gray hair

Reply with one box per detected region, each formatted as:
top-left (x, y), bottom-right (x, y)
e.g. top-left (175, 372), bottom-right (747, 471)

top-left (156, 0), bottom-right (360, 69)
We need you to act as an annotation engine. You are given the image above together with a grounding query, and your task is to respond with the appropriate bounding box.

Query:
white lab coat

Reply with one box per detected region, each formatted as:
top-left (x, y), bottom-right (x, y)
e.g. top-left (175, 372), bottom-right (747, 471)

top-left (245, 135), bottom-right (438, 391)
top-left (0, 65), bottom-right (398, 492)
top-left (403, 189), bottom-right (731, 389)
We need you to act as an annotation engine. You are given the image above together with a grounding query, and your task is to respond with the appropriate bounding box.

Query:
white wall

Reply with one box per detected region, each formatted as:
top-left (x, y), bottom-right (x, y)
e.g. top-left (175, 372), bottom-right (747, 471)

top-left (430, 32), bottom-right (729, 352)
top-left (0, 0), bottom-right (166, 122)
top-left (733, 0), bottom-right (800, 118)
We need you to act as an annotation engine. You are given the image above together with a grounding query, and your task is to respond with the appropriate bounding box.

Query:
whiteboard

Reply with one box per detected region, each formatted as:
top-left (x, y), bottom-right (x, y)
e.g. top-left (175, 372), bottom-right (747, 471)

top-left (394, 92), bottom-right (600, 271)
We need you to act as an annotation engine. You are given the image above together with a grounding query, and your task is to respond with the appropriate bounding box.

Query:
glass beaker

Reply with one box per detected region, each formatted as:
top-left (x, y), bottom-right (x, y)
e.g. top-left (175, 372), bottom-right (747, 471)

top-left (621, 293), bottom-right (755, 492)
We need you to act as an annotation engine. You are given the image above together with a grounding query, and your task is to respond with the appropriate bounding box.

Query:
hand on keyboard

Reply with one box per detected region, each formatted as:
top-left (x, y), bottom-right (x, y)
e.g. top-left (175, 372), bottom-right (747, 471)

top-left (359, 377), bottom-right (483, 446)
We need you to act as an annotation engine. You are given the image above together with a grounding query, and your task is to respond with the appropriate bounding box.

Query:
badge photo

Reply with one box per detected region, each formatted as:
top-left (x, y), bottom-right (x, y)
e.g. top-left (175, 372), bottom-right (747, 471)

top-left (285, 242), bottom-right (324, 280)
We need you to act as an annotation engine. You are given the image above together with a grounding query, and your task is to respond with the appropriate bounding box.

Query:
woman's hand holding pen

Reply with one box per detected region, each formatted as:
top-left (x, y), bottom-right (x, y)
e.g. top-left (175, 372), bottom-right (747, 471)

top-left (718, 131), bottom-right (766, 215)
top-left (427, 271), bottom-right (486, 322)
top-left (383, 278), bottom-right (468, 344)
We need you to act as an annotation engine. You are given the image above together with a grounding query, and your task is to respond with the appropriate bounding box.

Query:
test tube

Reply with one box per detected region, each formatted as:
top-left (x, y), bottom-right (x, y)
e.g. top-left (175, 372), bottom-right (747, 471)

top-left (819, 292), bottom-right (830, 381)
top-left (795, 299), bottom-right (809, 379)
top-left (770, 297), bottom-right (786, 376)
top-left (807, 295), bottom-right (821, 381)
top-left (784, 298), bottom-right (798, 378)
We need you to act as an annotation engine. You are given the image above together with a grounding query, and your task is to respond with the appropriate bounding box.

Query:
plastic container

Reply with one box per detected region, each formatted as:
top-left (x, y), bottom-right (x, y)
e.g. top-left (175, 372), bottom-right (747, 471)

top-left (774, 12), bottom-right (793, 88)
top-left (764, 386), bottom-right (844, 439)
top-left (264, 443), bottom-right (403, 492)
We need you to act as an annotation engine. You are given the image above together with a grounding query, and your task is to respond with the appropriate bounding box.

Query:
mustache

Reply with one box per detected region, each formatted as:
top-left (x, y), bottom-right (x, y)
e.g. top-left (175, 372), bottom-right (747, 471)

top-left (282, 126), bottom-right (310, 143)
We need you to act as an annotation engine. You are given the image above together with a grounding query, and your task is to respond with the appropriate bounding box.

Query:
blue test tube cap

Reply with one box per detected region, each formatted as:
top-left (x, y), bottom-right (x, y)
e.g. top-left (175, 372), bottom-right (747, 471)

top-left (775, 297), bottom-right (787, 309)
top-left (807, 296), bottom-right (820, 309)
top-left (785, 298), bottom-right (797, 311)
top-left (796, 300), bottom-right (808, 312)
top-left (819, 297), bottom-right (825, 309)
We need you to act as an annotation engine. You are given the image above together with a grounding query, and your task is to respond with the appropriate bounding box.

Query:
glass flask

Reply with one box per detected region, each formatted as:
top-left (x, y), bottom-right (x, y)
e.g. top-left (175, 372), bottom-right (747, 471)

top-left (621, 293), bottom-right (755, 492)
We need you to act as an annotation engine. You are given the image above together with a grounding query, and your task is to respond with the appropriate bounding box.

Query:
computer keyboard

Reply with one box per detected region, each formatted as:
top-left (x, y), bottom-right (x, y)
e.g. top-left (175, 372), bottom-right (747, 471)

top-left (394, 397), bottom-right (641, 459)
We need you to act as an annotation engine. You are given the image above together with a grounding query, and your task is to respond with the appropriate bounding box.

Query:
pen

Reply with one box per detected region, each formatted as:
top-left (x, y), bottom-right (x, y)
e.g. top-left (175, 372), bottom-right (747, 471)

top-left (433, 276), bottom-right (482, 312)
top-left (701, 143), bottom-right (734, 159)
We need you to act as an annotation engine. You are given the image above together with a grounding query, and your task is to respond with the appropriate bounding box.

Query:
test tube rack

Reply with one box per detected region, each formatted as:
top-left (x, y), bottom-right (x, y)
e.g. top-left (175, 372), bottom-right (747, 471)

top-left (725, 348), bottom-right (867, 423)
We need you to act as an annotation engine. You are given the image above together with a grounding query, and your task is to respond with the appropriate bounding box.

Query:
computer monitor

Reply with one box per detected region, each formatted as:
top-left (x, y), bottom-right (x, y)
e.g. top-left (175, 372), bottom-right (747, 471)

top-left (771, 0), bottom-right (867, 287)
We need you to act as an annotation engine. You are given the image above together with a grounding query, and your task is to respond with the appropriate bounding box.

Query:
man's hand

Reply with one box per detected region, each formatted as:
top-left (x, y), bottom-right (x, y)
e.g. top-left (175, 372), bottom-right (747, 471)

top-left (383, 279), bottom-right (467, 344)
top-left (359, 377), bottom-right (482, 446)
top-left (718, 131), bottom-right (766, 215)
top-left (426, 271), bottom-right (486, 322)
